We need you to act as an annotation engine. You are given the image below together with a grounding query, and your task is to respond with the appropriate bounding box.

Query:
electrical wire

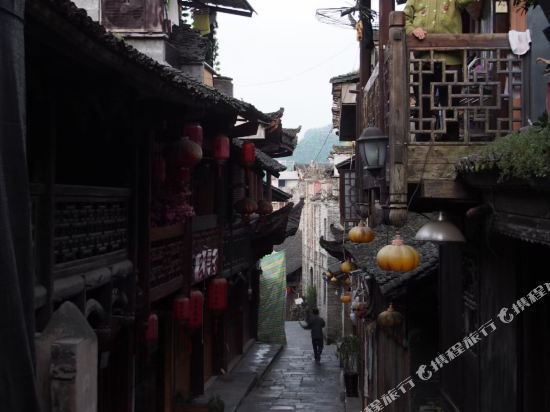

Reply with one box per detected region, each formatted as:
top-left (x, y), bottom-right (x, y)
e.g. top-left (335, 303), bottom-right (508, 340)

top-left (236, 42), bottom-right (358, 88)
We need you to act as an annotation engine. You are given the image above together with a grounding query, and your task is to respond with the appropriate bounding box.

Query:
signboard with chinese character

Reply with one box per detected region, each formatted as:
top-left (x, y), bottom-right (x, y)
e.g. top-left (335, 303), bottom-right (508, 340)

top-left (193, 248), bottom-right (219, 283)
top-left (192, 216), bottom-right (222, 284)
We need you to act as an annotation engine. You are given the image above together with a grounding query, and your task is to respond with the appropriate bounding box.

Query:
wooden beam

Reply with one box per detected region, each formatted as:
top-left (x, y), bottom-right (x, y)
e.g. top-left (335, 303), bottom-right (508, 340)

top-left (420, 179), bottom-right (474, 200)
top-left (407, 33), bottom-right (510, 50)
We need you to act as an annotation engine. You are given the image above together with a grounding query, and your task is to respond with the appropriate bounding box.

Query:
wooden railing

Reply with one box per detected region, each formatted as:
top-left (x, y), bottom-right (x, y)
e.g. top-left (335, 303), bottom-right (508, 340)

top-left (407, 33), bottom-right (524, 144)
top-left (365, 11), bottom-right (527, 224)
top-left (364, 18), bottom-right (525, 146)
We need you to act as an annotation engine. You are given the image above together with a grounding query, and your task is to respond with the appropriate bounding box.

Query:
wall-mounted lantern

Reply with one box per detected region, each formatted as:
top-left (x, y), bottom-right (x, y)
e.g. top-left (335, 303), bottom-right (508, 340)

top-left (356, 127), bottom-right (388, 170)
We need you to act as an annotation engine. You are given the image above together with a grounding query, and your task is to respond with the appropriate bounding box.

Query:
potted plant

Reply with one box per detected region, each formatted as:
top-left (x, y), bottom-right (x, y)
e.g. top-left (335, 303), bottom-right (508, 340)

top-left (337, 335), bottom-right (360, 397)
top-left (207, 395), bottom-right (224, 412)
top-left (175, 394), bottom-right (224, 412)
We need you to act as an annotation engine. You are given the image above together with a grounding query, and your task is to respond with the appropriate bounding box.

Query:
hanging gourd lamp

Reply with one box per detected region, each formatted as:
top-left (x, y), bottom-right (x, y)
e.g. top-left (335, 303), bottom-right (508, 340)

top-left (207, 277), bottom-right (228, 313)
top-left (340, 292), bottom-right (352, 304)
top-left (183, 122), bottom-right (203, 146)
top-left (241, 142), bottom-right (256, 167)
top-left (234, 197), bottom-right (258, 220)
top-left (165, 136), bottom-right (203, 170)
top-left (340, 259), bottom-right (357, 274)
top-left (188, 290), bottom-right (204, 330)
top-left (376, 234), bottom-right (420, 272)
top-left (344, 277), bottom-right (352, 286)
top-left (348, 220), bottom-right (375, 243)
top-left (173, 296), bottom-right (191, 323)
top-left (145, 313), bottom-right (159, 343)
top-left (330, 276), bottom-right (339, 284)
top-left (377, 304), bottom-right (403, 328)
top-left (257, 199), bottom-right (273, 216)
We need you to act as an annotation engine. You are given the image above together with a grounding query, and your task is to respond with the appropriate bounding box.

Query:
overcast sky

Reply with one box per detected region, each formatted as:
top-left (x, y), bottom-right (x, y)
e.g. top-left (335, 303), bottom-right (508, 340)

top-left (217, 0), bottom-right (361, 138)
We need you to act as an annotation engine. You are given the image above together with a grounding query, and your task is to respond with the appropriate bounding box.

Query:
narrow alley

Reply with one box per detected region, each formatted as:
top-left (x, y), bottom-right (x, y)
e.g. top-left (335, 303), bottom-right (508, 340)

top-left (237, 322), bottom-right (345, 412)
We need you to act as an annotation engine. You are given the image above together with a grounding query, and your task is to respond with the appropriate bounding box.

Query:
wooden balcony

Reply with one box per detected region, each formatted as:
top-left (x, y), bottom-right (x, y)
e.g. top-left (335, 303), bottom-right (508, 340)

top-left (364, 12), bottom-right (527, 222)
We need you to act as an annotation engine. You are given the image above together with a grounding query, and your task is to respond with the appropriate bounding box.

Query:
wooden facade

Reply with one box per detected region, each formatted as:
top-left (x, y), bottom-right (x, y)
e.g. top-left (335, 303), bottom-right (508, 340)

top-left (330, 1), bottom-right (550, 411)
top-left (23, 0), bottom-right (298, 410)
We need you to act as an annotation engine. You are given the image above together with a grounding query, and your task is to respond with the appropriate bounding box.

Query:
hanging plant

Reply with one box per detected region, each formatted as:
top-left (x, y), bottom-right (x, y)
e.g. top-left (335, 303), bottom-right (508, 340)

top-left (348, 220), bottom-right (375, 243)
top-left (376, 234), bottom-right (420, 272)
top-left (377, 304), bottom-right (403, 328)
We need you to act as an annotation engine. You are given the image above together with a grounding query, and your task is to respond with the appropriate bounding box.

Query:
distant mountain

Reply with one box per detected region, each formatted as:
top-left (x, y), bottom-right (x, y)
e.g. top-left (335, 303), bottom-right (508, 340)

top-left (280, 125), bottom-right (338, 165)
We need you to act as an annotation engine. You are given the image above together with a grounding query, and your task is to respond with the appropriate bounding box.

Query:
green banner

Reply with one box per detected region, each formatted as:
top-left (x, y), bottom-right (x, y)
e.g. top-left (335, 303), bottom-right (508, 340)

top-left (258, 251), bottom-right (287, 345)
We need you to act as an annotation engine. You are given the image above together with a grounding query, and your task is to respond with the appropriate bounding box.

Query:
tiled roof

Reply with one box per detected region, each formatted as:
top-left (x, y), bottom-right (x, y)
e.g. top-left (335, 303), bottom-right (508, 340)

top-left (274, 230), bottom-right (302, 275)
top-left (169, 24), bottom-right (208, 64)
top-left (330, 71), bottom-right (360, 84)
top-left (320, 213), bottom-right (439, 298)
top-left (30, 0), bottom-right (275, 123)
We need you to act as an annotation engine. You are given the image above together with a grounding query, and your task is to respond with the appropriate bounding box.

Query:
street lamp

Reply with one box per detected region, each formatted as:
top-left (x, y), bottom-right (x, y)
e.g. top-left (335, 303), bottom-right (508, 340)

top-left (415, 212), bottom-right (466, 243)
top-left (356, 127), bottom-right (388, 170)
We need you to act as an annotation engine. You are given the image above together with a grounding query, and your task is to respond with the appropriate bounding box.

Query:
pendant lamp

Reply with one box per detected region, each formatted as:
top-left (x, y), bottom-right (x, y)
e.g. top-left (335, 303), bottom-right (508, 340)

top-left (415, 212), bottom-right (465, 243)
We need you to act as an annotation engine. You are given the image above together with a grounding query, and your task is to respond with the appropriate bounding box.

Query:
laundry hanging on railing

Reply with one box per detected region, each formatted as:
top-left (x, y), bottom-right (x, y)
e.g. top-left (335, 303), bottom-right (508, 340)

top-left (508, 29), bottom-right (532, 55)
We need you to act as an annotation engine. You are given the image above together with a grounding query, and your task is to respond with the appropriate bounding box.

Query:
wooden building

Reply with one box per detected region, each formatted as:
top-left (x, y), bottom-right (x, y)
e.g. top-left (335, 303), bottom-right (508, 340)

top-left (328, 1), bottom-right (550, 411)
top-left (23, 0), bottom-right (299, 410)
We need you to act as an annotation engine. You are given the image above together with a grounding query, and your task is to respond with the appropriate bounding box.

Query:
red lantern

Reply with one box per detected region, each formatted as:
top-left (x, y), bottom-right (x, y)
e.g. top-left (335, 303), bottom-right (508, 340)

top-left (183, 123), bottom-right (203, 146)
top-left (173, 296), bottom-right (191, 323)
top-left (165, 137), bottom-right (203, 170)
top-left (208, 277), bottom-right (228, 312)
top-left (188, 290), bottom-right (204, 330)
top-left (241, 142), bottom-right (255, 167)
top-left (213, 134), bottom-right (230, 165)
top-left (145, 313), bottom-right (159, 343)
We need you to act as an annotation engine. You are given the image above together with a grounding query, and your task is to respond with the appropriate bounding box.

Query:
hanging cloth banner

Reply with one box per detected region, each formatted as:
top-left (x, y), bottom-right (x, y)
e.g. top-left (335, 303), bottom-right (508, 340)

top-left (258, 251), bottom-right (287, 345)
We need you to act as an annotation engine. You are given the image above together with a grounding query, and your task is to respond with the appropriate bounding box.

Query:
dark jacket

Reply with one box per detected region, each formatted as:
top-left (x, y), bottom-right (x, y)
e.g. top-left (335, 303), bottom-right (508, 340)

top-left (305, 314), bottom-right (325, 340)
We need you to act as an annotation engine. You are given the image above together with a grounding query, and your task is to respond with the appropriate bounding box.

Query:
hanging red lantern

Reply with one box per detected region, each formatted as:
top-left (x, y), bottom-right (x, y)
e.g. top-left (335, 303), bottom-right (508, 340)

top-left (234, 197), bottom-right (258, 221)
top-left (213, 134), bottom-right (230, 165)
top-left (241, 142), bottom-right (256, 167)
top-left (165, 136), bottom-right (203, 170)
top-left (188, 290), bottom-right (204, 330)
top-left (183, 123), bottom-right (203, 146)
top-left (173, 296), bottom-right (191, 323)
top-left (207, 277), bottom-right (228, 312)
top-left (145, 313), bottom-right (159, 343)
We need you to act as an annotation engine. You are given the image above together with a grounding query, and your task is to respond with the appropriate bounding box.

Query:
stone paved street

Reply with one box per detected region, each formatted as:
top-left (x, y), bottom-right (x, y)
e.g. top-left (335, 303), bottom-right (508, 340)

top-left (237, 322), bottom-right (345, 412)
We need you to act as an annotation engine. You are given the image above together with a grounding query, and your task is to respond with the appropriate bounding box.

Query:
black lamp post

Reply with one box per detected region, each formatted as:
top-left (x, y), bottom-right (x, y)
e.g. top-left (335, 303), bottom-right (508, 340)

top-left (356, 127), bottom-right (388, 170)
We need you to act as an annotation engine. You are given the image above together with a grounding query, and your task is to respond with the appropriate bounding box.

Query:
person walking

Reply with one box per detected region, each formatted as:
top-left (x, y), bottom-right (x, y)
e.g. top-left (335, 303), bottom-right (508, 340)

top-left (301, 308), bottom-right (326, 362)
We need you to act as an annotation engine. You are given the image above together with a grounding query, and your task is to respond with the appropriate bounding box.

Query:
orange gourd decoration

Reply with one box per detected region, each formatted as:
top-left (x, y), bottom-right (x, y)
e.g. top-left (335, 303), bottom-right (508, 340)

top-left (377, 304), bottom-right (403, 328)
top-left (376, 234), bottom-right (420, 272)
top-left (340, 259), bottom-right (357, 274)
top-left (340, 292), bottom-right (352, 304)
top-left (348, 220), bottom-right (375, 243)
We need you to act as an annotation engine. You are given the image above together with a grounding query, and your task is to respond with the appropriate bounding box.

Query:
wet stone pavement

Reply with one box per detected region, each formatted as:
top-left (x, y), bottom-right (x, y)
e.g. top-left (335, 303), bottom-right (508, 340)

top-left (237, 321), bottom-right (345, 412)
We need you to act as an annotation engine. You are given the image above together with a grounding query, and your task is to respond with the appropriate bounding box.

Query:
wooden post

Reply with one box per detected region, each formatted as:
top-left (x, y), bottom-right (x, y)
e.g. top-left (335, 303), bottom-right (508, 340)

top-left (377, 0), bottom-right (395, 134)
top-left (387, 12), bottom-right (409, 227)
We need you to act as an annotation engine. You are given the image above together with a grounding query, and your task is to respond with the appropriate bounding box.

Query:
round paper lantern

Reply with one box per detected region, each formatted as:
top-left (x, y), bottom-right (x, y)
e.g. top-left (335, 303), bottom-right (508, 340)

top-left (257, 199), bottom-right (273, 216)
top-left (340, 292), bottom-right (352, 304)
top-left (183, 123), bottom-right (203, 146)
top-left (348, 220), bottom-right (375, 243)
top-left (165, 136), bottom-right (203, 170)
top-left (376, 234), bottom-right (420, 272)
top-left (340, 259), bottom-right (357, 274)
top-left (173, 296), bottom-right (190, 323)
top-left (377, 304), bottom-right (403, 328)
top-left (188, 290), bottom-right (204, 330)
top-left (234, 197), bottom-right (258, 218)
top-left (207, 277), bottom-right (228, 312)
top-left (241, 142), bottom-right (256, 167)
top-left (145, 313), bottom-right (159, 343)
